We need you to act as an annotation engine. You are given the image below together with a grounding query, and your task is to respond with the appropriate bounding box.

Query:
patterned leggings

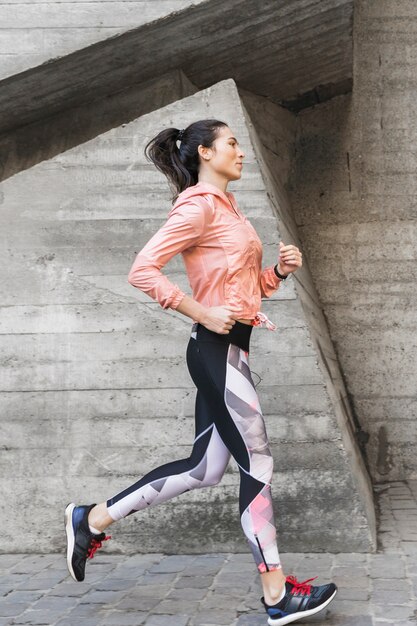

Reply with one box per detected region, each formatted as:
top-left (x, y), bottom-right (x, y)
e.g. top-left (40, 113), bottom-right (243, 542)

top-left (106, 321), bottom-right (281, 574)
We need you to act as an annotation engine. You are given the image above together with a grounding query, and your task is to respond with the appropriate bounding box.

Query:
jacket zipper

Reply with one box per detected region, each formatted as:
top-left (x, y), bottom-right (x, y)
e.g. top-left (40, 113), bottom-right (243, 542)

top-left (228, 198), bottom-right (242, 220)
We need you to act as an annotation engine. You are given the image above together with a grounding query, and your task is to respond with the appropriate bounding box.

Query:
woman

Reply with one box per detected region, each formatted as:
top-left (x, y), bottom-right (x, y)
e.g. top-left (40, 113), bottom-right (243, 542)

top-left (65, 119), bottom-right (337, 625)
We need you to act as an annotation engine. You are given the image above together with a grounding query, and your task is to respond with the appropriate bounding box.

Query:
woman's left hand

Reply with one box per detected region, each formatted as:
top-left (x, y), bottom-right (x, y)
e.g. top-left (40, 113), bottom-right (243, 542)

top-left (277, 241), bottom-right (303, 276)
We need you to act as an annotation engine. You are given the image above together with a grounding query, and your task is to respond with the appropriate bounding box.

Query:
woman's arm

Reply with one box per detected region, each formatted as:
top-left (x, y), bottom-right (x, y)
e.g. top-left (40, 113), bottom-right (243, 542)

top-left (172, 294), bottom-right (207, 323)
top-left (128, 201), bottom-right (208, 310)
top-left (173, 295), bottom-right (238, 333)
top-left (259, 241), bottom-right (303, 298)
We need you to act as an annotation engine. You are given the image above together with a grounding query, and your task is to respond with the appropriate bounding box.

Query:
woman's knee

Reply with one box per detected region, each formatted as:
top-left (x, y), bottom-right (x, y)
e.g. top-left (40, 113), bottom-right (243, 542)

top-left (198, 467), bottom-right (226, 488)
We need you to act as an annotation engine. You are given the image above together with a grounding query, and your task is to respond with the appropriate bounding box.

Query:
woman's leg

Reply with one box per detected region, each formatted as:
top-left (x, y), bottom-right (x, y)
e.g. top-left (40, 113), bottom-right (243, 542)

top-left (89, 409), bottom-right (230, 529)
top-left (186, 336), bottom-right (286, 603)
top-left (104, 403), bottom-right (230, 521)
top-left (66, 338), bottom-right (231, 582)
top-left (186, 330), bottom-right (338, 623)
top-left (88, 420), bottom-right (230, 532)
top-left (88, 404), bottom-right (230, 529)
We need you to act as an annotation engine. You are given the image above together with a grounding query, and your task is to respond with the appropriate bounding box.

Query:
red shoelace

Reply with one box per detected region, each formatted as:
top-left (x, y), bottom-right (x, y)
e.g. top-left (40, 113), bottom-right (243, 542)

top-left (286, 575), bottom-right (317, 596)
top-left (87, 535), bottom-right (111, 560)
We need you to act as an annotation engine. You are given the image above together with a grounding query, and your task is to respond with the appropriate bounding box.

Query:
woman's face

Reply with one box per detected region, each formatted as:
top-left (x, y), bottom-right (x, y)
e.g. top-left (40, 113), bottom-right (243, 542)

top-left (204, 126), bottom-right (245, 181)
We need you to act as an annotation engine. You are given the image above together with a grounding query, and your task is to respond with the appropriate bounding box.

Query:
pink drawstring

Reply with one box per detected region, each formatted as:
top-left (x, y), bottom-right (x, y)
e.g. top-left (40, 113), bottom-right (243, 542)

top-left (252, 312), bottom-right (277, 331)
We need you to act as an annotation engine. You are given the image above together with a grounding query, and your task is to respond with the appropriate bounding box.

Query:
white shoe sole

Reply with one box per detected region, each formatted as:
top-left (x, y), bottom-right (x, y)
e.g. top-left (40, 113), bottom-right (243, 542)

top-left (267, 588), bottom-right (337, 626)
top-left (64, 502), bottom-right (78, 582)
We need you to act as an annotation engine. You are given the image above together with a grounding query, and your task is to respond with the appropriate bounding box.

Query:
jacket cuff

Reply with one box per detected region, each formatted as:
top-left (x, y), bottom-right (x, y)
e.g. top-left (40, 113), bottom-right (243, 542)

top-left (164, 284), bottom-right (186, 310)
top-left (263, 265), bottom-right (282, 291)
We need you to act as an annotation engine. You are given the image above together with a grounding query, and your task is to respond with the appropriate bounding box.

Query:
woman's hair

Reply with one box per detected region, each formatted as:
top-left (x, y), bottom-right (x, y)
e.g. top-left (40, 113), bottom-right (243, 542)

top-left (144, 118), bottom-right (228, 203)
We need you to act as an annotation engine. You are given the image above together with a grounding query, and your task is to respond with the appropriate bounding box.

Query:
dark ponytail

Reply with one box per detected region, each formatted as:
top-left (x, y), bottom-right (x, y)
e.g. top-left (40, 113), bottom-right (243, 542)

top-left (144, 118), bottom-right (228, 203)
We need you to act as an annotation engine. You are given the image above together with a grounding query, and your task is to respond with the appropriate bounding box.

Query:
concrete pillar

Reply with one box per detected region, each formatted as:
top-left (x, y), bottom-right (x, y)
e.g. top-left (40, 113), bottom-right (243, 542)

top-left (287, 0), bottom-right (417, 482)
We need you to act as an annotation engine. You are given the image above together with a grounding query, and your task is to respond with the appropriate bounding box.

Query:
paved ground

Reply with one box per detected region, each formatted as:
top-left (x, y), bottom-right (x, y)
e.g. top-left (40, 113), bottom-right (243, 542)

top-left (1, 481), bottom-right (417, 626)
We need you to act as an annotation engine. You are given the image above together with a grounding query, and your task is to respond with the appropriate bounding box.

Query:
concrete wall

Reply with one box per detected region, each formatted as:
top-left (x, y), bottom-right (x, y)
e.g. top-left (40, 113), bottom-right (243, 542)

top-left (3, 0), bottom-right (414, 554)
top-left (1, 70), bottom-right (198, 180)
top-left (0, 78), bottom-right (375, 554)
top-left (0, 1), bottom-right (205, 80)
top-left (288, 0), bottom-right (417, 482)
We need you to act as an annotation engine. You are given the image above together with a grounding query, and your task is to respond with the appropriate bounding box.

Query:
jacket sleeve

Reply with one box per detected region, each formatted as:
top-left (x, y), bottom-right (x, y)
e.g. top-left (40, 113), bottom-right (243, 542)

top-left (128, 200), bottom-right (209, 310)
top-left (260, 265), bottom-right (282, 298)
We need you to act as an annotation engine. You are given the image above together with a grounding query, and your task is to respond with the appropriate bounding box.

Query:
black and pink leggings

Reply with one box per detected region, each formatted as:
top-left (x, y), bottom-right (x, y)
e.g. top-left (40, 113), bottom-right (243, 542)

top-left (106, 321), bottom-right (281, 574)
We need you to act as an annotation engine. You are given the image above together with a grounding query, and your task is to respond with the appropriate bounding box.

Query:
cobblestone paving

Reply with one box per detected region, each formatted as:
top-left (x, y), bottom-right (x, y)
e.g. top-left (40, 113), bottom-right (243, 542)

top-left (1, 481), bottom-right (417, 626)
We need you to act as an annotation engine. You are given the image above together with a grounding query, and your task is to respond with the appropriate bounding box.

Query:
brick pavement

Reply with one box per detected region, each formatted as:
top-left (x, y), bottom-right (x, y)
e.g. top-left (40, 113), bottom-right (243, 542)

top-left (1, 481), bottom-right (416, 626)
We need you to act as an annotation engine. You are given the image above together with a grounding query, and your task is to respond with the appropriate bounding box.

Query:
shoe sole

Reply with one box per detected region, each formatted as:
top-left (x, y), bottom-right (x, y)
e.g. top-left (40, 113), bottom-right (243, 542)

top-left (64, 502), bottom-right (79, 582)
top-left (267, 588), bottom-right (337, 626)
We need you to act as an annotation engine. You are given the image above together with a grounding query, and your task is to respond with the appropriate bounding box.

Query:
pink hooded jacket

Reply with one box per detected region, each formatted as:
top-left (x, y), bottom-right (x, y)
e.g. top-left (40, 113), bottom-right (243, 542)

top-left (127, 181), bottom-right (282, 320)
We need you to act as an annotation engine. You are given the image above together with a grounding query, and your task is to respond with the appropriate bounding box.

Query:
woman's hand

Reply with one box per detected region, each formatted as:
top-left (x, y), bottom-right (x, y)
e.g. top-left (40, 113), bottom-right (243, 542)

top-left (277, 240), bottom-right (303, 277)
top-left (200, 306), bottom-right (239, 334)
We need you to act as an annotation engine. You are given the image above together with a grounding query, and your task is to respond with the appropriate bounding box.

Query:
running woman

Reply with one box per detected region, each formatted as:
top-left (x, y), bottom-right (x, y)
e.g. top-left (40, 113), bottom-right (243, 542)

top-left (65, 119), bottom-right (337, 625)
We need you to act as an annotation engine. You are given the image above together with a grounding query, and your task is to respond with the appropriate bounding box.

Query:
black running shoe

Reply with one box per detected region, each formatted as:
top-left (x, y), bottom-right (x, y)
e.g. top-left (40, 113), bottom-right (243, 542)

top-left (64, 503), bottom-right (111, 582)
top-left (261, 575), bottom-right (337, 625)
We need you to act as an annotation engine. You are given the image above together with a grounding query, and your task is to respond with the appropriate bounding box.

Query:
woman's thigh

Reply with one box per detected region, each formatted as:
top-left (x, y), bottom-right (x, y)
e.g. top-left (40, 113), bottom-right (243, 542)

top-left (186, 337), bottom-right (272, 478)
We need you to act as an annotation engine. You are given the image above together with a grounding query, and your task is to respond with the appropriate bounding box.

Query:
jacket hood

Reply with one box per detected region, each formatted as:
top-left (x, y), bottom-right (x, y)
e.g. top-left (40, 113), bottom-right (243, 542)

top-left (171, 181), bottom-right (237, 212)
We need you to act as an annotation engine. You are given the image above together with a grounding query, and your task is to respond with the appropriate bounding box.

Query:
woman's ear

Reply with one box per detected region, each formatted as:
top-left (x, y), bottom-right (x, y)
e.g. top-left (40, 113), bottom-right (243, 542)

top-left (198, 144), bottom-right (211, 161)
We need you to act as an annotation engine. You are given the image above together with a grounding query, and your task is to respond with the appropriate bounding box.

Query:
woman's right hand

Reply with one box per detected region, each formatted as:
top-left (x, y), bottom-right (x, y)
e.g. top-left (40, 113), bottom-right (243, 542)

top-left (200, 306), bottom-right (239, 334)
